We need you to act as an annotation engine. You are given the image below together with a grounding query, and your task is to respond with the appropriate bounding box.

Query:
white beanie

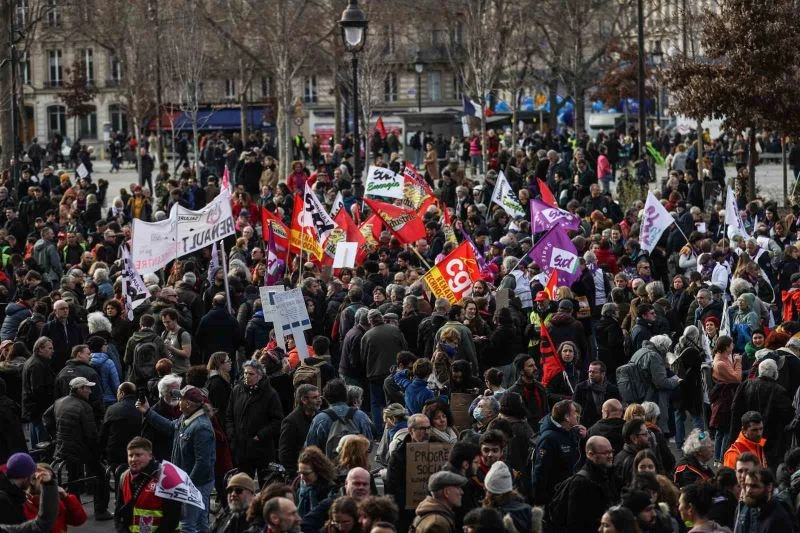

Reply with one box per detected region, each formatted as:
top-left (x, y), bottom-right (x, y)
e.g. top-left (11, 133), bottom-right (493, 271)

top-left (484, 461), bottom-right (512, 495)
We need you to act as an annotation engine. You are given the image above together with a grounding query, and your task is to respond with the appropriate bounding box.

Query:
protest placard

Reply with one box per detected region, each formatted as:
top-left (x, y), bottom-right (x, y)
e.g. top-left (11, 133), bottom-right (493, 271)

top-left (450, 393), bottom-right (477, 432)
top-left (272, 288), bottom-right (312, 360)
top-left (405, 442), bottom-right (452, 510)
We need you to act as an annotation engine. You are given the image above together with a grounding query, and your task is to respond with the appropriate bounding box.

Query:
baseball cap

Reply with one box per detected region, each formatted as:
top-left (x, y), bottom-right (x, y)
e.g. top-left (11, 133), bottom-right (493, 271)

top-left (179, 385), bottom-right (207, 404)
top-left (534, 291), bottom-right (550, 302)
top-left (69, 377), bottom-right (96, 389)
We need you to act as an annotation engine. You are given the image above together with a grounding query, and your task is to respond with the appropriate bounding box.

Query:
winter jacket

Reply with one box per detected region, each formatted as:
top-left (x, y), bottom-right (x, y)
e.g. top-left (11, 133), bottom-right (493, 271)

top-left (631, 340), bottom-right (681, 432)
top-left (588, 417), bottom-right (626, 453)
top-left (507, 377), bottom-right (549, 431)
top-left (279, 407), bottom-right (315, 478)
top-left (566, 461), bottom-right (620, 533)
top-left (417, 313), bottom-right (449, 358)
top-left (729, 376), bottom-right (793, 467)
top-left (0, 394), bottom-right (26, 464)
top-left (596, 315), bottom-right (625, 376)
top-left (531, 414), bottom-right (581, 505)
top-left (144, 407), bottom-right (216, 486)
top-left (244, 311), bottom-right (270, 356)
top-left (304, 402), bottom-right (373, 449)
top-left (205, 373), bottom-right (232, 418)
top-left (39, 319), bottom-right (84, 371)
top-left (630, 317), bottom-right (656, 353)
top-left (0, 472), bottom-right (28, 526)
top-left (89, 351), bottom-right (120, 406)
top-left (42, 391), bottom-right (97, 463)
top-left (32, 238), bottom-right (62, 285)
top-left (22, 489), bottom-right (86, 532)
top-left (405, 377), bottom-right (435, 414)
top-left (21, 354), bottom-right (54, 422)
top-left (674, 453), bottom-right (715, 488)
top-left (99, 395), bottom-right (142, 466)
top-left (0, 302), bottom-right (31, 341)
top-left (53, 359), bottom-right (103, 413)
top-left (123, 328), bottom-right (168, 374)
top-left (573, 379), bottom-right (620, 428)
top-left (196, 306), bottom-right (241, 361)
top-left (339, 323), bottom-right (367, 379)
top-left (723, 431), bottom-right (766, 469)
top-left (361, 323), bottom-right (408, 382)
top-left (547, 312), bottom-right (589, 362)
top-left (734, 498), bottom-right (793, 533)
top-left (225, 378), bottom-right (283, 468)
top-left (412, 495), bottom-right (456, 533)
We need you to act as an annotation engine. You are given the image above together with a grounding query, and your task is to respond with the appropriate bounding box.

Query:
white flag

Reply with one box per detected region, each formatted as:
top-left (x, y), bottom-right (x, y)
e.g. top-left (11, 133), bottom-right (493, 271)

top-left (207, 241), bottom-right (219, 284)
top-left (330, 191), bottom-right (344, 218)
top-left (639, 192), bottom-right (674, 253)
top-left (121, 246), bottom-right (149, 320)
top-left (719, 300), bottom-right (731, 337)
top-left (490, 171), bottom-right (525, 219)
top-left (301, 182), bottom-right (337, 244)
top-left (725, 186), bottom-right (750, 240)
top-left (155, 460), bottom-right (205, 510)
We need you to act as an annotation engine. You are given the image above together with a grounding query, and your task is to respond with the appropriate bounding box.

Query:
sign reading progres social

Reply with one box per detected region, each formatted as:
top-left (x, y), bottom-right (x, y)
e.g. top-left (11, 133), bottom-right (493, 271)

top-left (130, 191), bottom-right (235, 274)
top-left (405, 442), bottom-right (452, 510)
top-left (365, 165), bottom-right (405, 200)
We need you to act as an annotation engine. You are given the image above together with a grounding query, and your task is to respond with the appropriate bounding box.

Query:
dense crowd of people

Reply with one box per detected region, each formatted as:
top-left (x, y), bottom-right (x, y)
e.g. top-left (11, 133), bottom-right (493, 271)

top-left (0, 123), bottom-right (799, 533)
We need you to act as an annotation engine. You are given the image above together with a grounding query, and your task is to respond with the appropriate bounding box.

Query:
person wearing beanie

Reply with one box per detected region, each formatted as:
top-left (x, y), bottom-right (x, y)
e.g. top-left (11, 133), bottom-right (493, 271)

top-left (43, 376), bottom-right (112, 521)
top-left (546, 297), bottom-right (589, 363)
top-left (728, 356), bottom-right (793, 470)
top-left (361, 307), bottom-right (408, 434)
top-left (482, 461), bottom-right (533, 533)
top-left (0, 452), bottom-right (38, 525)
top-left (411, 471), bottom-right (467, 533)
top-left (88, 336), bottom-right (120, 407)
top-left (211, 472), bottom-right (256, 533)
top-left (621, 489), bottom-right (657, 531)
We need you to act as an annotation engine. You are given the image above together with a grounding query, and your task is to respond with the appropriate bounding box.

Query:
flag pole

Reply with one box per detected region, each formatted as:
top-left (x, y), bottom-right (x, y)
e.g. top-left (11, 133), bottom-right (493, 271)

top-left (410, 243), bottom-right (432, 271)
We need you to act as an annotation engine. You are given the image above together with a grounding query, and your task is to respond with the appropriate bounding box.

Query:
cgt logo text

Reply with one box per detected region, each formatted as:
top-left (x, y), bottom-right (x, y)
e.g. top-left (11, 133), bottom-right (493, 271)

top-left (549, 247), bottom-right (577, 272)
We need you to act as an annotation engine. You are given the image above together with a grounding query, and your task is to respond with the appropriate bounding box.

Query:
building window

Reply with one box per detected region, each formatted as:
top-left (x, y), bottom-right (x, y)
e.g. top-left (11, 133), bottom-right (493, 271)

top-left (383, 26), bottom-right (395, 54)
top-left (20, 52), bottom-right (30, 85)
top-left (224, 79), bottom-right (236, 100)
top-left (47, 0), bottom-right (60, 27)
top-left (78, 106), bottom-right (97, 138)
top-left (109, 57), bottom-right (122, 84)
top-left (260, 76), bottom-right (271, 98)
top-left (303, 76), bottom-right (317, 104)
top-left (451, 22), bottom-right (463, 45)
top-left (109, 104), bottom-right (127, 133)
top-left (453, 73), bottom-right (462, 101)
top-left (47, 104), bottom-right (66, 136)
top-left (47, 49), bottom-right (62, 87)
top-left (81, 48), bottom-right (94, 85)
top-left (428, 71), bottom-right (441, 102)
top-left (384, 72), bottom-right (397, 103)
top-left (15, 0), bottom-right (28, 28)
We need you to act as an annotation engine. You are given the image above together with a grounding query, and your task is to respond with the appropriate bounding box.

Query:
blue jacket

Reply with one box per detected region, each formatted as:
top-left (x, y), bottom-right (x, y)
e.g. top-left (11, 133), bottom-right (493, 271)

top-left (0, 302), bottom-right (31, 341)
top-left (531, 414), bottom-right (581, 505)
top-left (304, 402), bottom-right (374, 448)
top-left (145, 408), bottom-right (216, 486)
top-left (404, 377), bottom-right (434, 414)
top-left (89, 352), bottom-right (120, 405)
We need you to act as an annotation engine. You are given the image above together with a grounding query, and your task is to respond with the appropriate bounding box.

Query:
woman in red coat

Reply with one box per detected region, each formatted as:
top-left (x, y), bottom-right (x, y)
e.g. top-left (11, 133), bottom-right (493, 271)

top-left (23, 464), bottom-right (87, 533)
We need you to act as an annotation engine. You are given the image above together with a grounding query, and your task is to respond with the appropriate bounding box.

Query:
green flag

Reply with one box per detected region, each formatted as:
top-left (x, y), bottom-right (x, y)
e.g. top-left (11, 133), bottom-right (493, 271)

top-left (646, 142), bottom-right (666, 167)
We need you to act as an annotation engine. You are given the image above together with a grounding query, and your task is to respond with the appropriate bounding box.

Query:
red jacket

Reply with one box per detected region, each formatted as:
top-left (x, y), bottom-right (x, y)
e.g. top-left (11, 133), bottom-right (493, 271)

top-left (23, 491), bottom-right (87, 533)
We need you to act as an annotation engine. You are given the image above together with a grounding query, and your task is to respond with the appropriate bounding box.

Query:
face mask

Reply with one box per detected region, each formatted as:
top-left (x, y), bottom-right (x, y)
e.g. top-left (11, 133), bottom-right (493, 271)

top-left (442, 344), bottom-right (457, 357)
top-left (473, 407), bottom-right (484, 422)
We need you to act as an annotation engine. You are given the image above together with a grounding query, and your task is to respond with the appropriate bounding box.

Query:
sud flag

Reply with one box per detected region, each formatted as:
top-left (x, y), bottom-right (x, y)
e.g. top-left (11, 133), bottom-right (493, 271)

top-left (363, 198), bottom-right (426, 245)
top-left (537, 178), bottom-right (557, 208)
top-left (422, 240), bottom-right (482, 304)
top-left (260, 207), bottom-right (290, 251)
top-left (525, 226), bottom-right (581, 287)
top-left (290, 194), bottom-right (324, 259)
top-left (530, 198), bottom-right (581, 233)
top-left (540, 322), bottom-right (564, 387)
top-left (639, 192), bottom-right (674, 253)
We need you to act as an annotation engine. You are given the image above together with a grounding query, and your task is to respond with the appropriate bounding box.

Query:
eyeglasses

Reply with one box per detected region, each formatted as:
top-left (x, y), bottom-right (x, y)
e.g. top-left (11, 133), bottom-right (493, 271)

top-left (227, 487), bottom-right (247, 494)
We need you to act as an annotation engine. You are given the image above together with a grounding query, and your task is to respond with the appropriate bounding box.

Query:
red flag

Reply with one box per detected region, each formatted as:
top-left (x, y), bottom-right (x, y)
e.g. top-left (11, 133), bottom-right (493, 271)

top-left (289, 194), bottom-right (323, 259)
top-left (544, 268), bottom-right (558, 299)
top-left (376, 117), bottom-right (387, 138)
top-left (422, 240), bottom-right (482, 304)
top-left (440, 202), bottom-right (458, 246)
top-left (321, 209), bottom-right (366, 266)
top-left (539, 322), bottom-right (564, 386)
top-left (363, 198), bottom-right (427, 245)
top-left (357, 213), bottom-right (383, 261)
top-left (260, 207), bottom-right (289, 251)
top-left (222, 164), bottom-right (231, 191)
top-left (538, 178), bottom-right (557, 208)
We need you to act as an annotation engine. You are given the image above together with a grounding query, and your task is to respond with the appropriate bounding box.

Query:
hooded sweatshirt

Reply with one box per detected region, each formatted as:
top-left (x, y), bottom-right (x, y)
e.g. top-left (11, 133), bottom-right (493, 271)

top-left (90, 352), bottom-right (120, 405)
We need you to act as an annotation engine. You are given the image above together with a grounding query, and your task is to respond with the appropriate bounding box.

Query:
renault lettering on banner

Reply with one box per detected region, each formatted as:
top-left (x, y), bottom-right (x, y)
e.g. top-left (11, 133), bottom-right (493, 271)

top-left (175, 191), bottom-right (236, 256)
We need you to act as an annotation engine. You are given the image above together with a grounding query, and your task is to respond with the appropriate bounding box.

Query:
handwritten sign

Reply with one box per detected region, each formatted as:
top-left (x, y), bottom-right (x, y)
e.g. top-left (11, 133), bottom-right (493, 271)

top-left (405, 442), bottom-right (452, 509)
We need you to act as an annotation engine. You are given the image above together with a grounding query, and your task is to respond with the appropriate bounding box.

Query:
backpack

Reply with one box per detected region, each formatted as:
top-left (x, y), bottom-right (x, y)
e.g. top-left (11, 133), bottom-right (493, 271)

top-left (323, 407), bottom-right (359, 459)
top-left (293, 359), bottom-right (326, 390)
top-left (131, 341), bottom-right (159, 384)
top-left (616, 350), bottom-right (650, 404)
top-left (162, 327), bottom-right (187, 349)
top-left (543, 470), bottom-right (589, 530)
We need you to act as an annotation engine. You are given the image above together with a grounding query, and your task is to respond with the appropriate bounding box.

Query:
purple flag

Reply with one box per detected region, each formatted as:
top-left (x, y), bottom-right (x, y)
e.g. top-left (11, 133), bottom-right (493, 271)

top-left (530, 198), bottom-right (581, 233)
top-left (460, 227), bottom-right (491, 276)
top-left (525, 226), bottom-right (581, 287)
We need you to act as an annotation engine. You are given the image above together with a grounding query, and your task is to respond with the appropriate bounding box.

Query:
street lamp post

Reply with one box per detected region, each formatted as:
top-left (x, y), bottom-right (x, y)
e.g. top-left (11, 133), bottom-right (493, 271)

top-left (340, 0), bottom-right (368, 198)
top-left (414, 51), bottom-right (424, 113)
top-left (636, 0), bottom-right (646, 159)
top-left (650, 42), bottom-right (663, 127)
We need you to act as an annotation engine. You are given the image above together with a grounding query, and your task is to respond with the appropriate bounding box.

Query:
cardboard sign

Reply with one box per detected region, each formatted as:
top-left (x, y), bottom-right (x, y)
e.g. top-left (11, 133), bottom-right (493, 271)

top-left (495, 288), bottom-right (511, 310)
top-left (405, 442), bottom-right (452, 509)
top-left (259, 285), bottom-right (286, 350)
top-left (272, 288), bottom-right (312, 360)
top-left (450, 393), bottom-right (477, 432)
top-left (76, 163), bottom-right (89, 179)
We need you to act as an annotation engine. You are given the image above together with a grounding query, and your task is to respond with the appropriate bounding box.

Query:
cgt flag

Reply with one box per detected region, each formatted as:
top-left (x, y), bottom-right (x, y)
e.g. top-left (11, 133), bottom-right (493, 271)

top-left (363, 198), bottom-right (427, 245)
top-left (639, 192), bottom-right (674, 253)
top-left (525, 226), bottom-right (581, 287)
top-left (530, 198), bottom-right (581, 233)
top-left (260, 207), bottom-right (290, 251)
top-left (422, 240), bottom-right (482, 304)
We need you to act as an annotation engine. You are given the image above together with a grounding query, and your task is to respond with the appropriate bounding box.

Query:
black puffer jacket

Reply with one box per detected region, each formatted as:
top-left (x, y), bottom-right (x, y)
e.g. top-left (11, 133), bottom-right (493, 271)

top-left (21, 354), bottom-right (54, 422)
top-left (99, 395), bottom-right (142, 465)
top-left (43, 391), bottom-right (97, 463)
top-left (596, 315), bottom-right (625, 376)
top-left (225, 378), bottom-right (283, 468)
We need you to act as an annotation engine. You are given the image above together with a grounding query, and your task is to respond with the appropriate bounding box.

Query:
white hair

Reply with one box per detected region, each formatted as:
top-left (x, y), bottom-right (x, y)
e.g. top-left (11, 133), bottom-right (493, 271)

top-left (682, 428), bottom-right (712, 456)
top-left (583, 251), bottom-right (597, 264)
top-left (730, 278), bottom-right (754, 299)
top-left (158, 374), bottom-right (182, 399)
top-left (650, 335), bottom-right (673, 352)
top-left (641, 401), bottom-right (660, 421)
top-left (93, 268), bottom-right (109, 283)
top-left (87, 311), bottom-right (112, 334)
top-left (759, 358), bottom-right (779, 380)
top-left (142, 273), bottom-right (160, 286)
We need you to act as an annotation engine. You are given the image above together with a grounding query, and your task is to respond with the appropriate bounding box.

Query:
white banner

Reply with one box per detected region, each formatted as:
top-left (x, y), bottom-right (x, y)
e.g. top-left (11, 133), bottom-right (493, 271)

top-left (155, 460), bottom-right (205, 510)
top-left (302, 183), bottom-right (337, 243)
top-left (491, 171), bottom-right (525, 219)
top-left (639, 192), bottom-right (674, 253)
top-left (131, 192), bottom-right (235, 274)
top-left (121, 246), bottom-right (148, 320)
top-left (725, 186), bottom-right (750, 240)
top-left (365, 165), bottom-right (404, 200)
top-left (330, 191), bottom-right (344, 218)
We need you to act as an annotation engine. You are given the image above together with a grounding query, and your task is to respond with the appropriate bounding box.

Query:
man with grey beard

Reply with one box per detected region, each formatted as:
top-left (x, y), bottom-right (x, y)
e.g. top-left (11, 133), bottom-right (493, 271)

top-left (211, 473), bottom-right (256, 533)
